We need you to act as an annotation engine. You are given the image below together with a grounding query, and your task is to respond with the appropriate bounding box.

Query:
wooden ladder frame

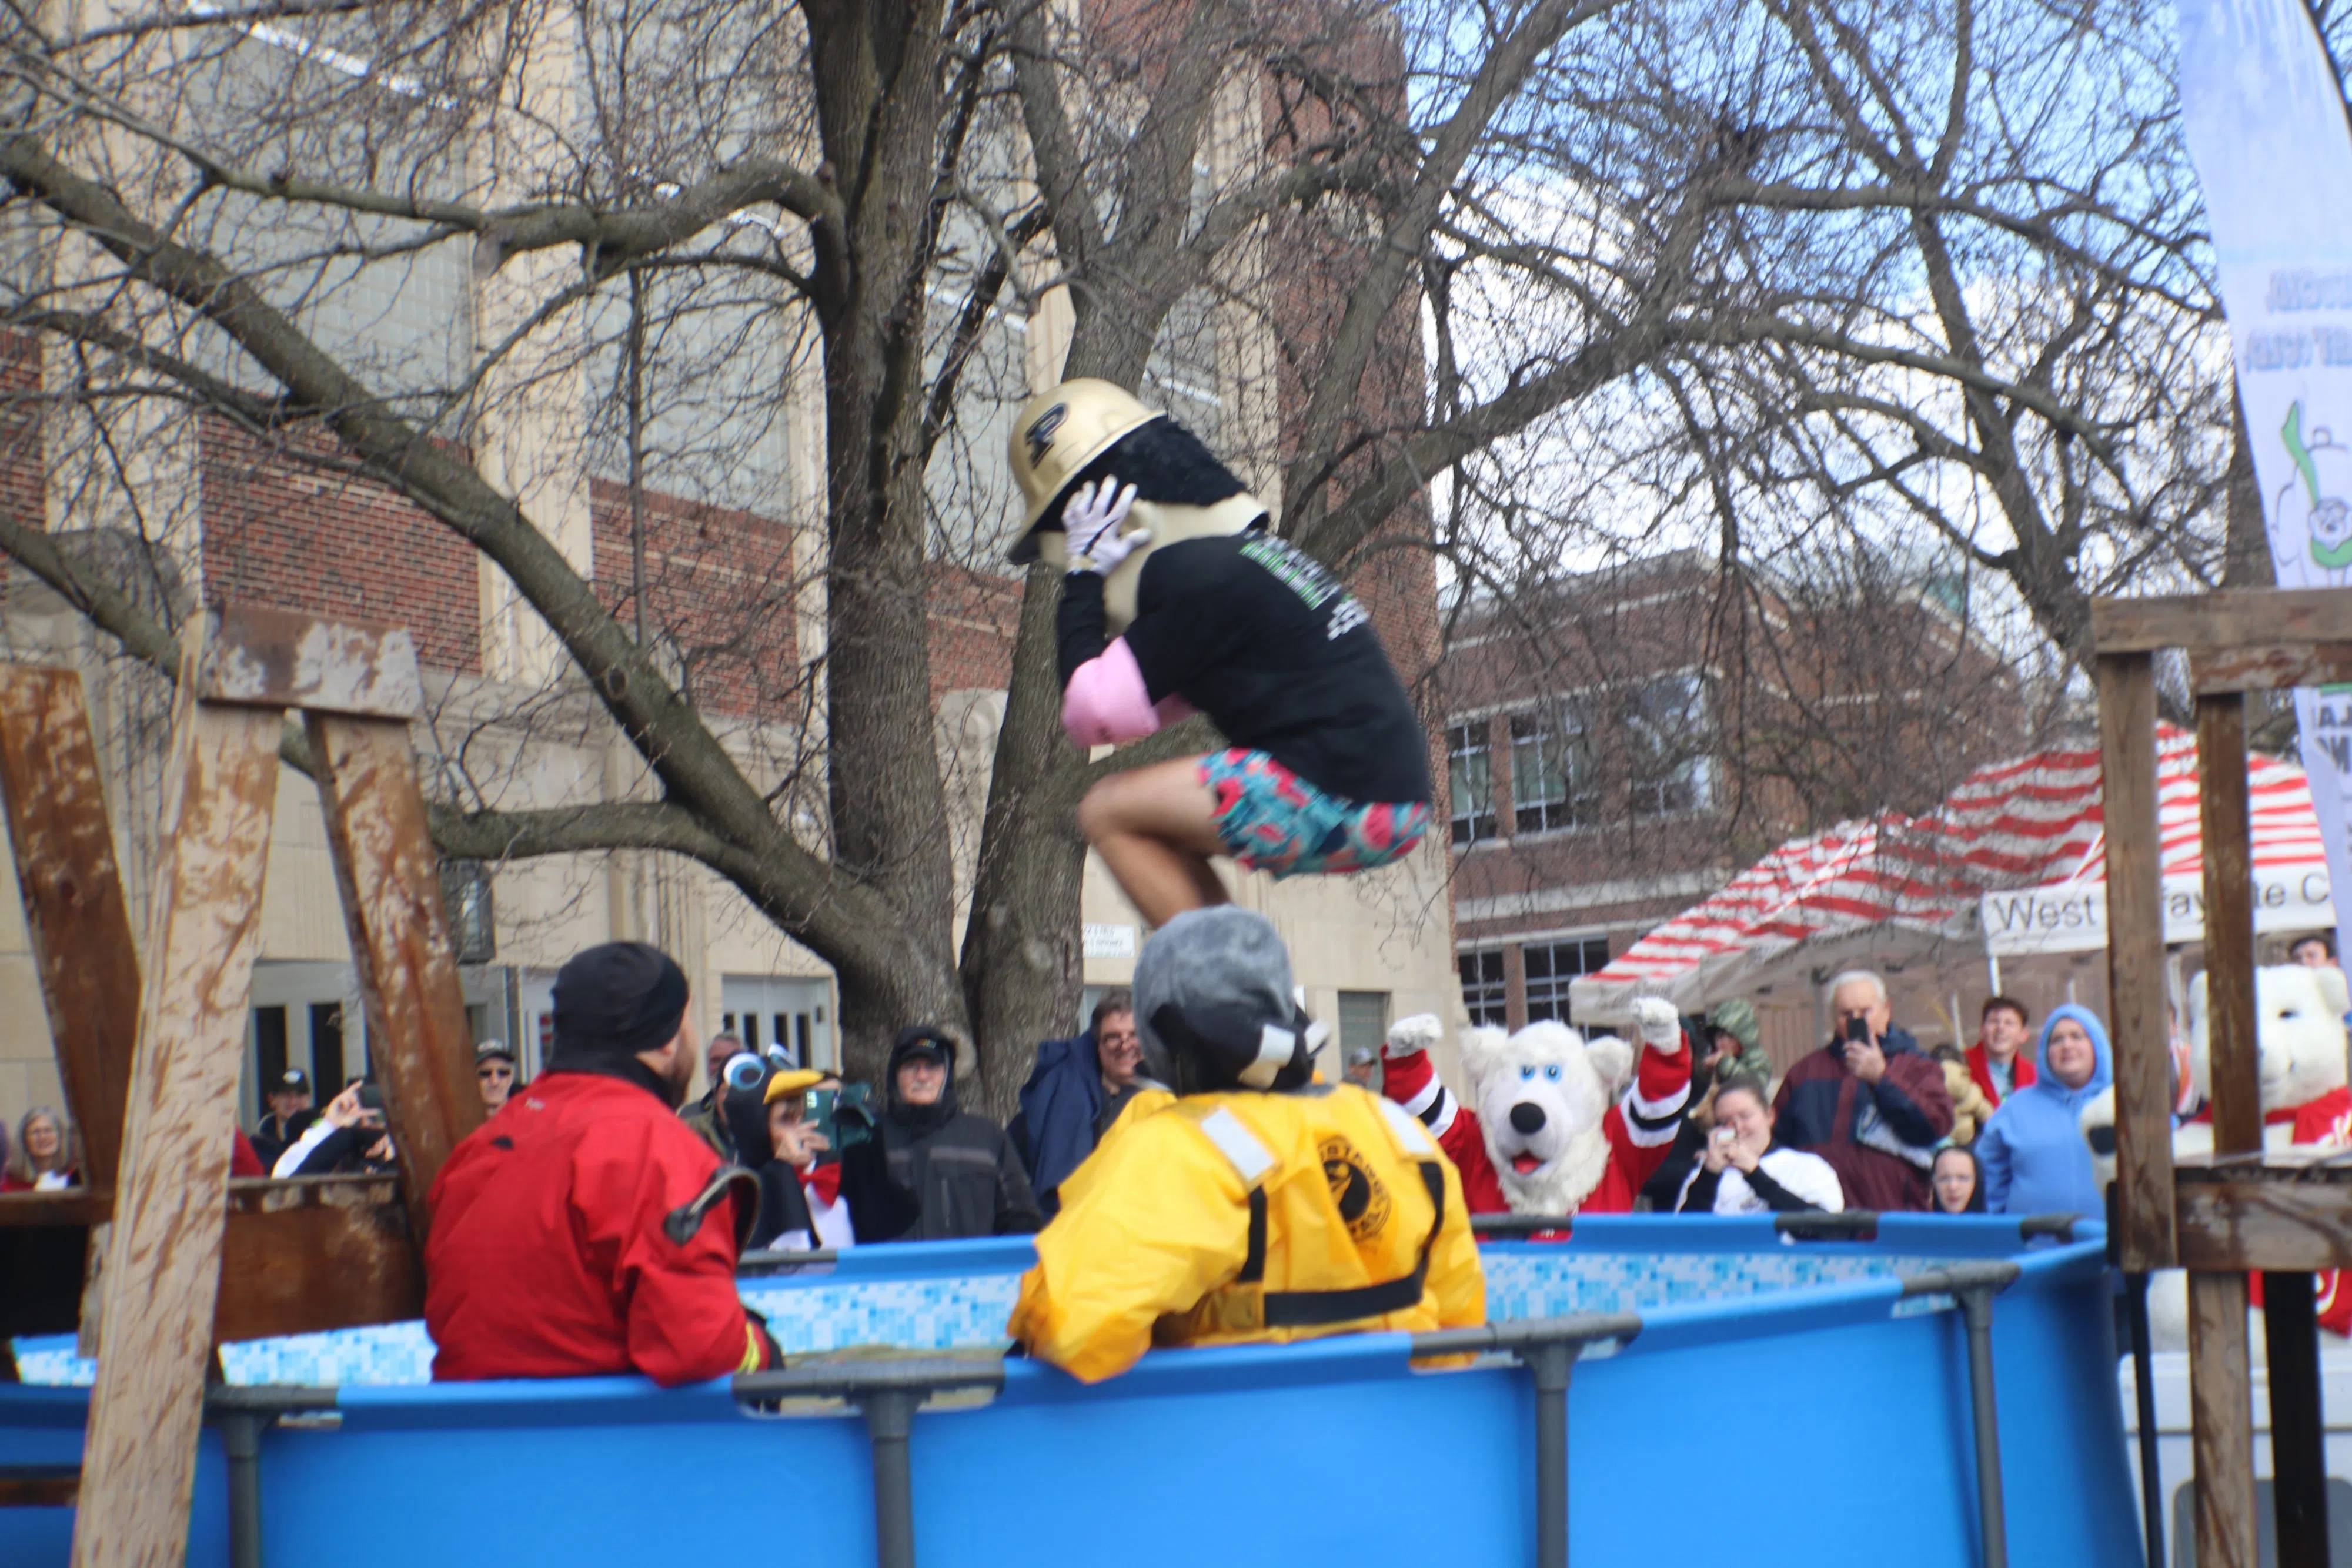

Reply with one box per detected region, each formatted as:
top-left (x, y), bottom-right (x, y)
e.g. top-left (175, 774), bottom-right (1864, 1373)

top-left (0, 605), bottom-right (480, 1568)
top-left (2093, 586), bottom-right (2352, 1568)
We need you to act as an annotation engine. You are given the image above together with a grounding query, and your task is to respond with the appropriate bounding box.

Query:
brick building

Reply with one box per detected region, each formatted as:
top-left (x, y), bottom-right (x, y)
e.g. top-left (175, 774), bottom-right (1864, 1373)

top-left (1438, 549), bottom-right (2029, 1048)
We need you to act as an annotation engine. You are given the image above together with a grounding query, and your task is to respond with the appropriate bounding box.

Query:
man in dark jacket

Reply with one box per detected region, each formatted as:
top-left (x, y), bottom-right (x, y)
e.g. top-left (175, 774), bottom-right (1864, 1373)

top-left (843, 1026), bottom-right (1043, 1242)
top-left (1010, 991), bottom-right (1145, 1212)
top-left (1772, 971), bottom-right (1952, 1211)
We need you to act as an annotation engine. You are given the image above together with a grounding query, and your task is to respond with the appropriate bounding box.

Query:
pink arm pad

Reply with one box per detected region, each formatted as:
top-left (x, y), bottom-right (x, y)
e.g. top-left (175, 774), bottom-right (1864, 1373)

top-left (1063, 638), bottom-right (1163, 747)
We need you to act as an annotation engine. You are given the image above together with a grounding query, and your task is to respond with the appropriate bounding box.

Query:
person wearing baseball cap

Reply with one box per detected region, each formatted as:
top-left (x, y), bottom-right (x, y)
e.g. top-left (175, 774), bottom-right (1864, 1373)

top-left (474, 1040), bottom-right (519, 1113)
top-left (423, 941), bottom-right (777, 1385)
top-left (1008, 907), bottom-right (1485, 1382)
top-left (835, 1025), bottom-right (1042, 1243)
top-left (249, 1067), bottom-right (317, 1171)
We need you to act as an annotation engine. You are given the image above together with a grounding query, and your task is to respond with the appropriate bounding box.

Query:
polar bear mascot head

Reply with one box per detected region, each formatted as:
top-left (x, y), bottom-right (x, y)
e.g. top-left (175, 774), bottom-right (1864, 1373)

top-left (2082, 961), bottom-right (2351, 1171)
top-left (2186, 961), bottom-right (2350, 1116)
top-left (1460, 1019), bottom-right (1637, 1215)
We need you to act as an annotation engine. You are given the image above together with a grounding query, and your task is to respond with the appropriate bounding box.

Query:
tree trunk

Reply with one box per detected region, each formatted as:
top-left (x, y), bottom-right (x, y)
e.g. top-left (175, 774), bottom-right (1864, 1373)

top-left (957, 564), bottom-right (1090, 1118)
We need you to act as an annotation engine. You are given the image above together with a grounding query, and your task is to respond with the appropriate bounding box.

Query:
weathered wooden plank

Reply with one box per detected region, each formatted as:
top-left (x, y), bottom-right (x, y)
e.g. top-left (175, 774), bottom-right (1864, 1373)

top-left (0, 666), bottom-right (141, 1190)
top-left (0, 1470), bottom-right (79, 1506)
top-left (197, 603), bottom-right (422, 719)
top-left (2091, 588), bottom-right (2352, 654)
top-left (2191, 642), bottom-right (2352, 694)
top-left (2176, 1178), bottom-right (2352, 1271)
top-left (2190, 1270), bottom-right (2259, 1568)
top-left (0, 1189), bottom-right (109, 1226)
top-left (216, 1178), bottom-right (418, 1342)
top-left (305, 712), bottom-right (481, 1234)
top-left (70, 692), bottom-right (282, 1568)
top-left (2100, 652), bottom-right (2175, 1271)
top-left (2197, 693), bottom-right (2263, 1158)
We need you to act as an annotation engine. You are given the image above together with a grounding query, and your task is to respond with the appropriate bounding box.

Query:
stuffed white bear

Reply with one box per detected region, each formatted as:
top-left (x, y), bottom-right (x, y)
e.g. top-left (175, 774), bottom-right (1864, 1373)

top-left (2080, 962), bottom-right (2351, 1348)
top-left (1381, 998), bottom-right (1693, 1219)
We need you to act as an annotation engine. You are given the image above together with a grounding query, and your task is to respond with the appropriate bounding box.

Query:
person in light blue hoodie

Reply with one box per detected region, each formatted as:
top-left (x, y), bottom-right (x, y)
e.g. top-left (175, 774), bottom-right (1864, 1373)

top-left (1976, 1003), bottom-right (2112, 1218)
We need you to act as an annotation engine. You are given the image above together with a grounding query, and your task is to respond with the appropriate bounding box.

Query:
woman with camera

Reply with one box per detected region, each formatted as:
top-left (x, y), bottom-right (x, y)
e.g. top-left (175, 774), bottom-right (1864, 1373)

top-left (1674, 1078), bottom-right (1844, 1216)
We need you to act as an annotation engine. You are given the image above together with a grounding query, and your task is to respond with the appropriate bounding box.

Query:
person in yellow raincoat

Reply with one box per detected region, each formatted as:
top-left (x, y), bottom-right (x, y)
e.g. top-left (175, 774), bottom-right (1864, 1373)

top-left (1010, 907), bottom-right (1485, 1382)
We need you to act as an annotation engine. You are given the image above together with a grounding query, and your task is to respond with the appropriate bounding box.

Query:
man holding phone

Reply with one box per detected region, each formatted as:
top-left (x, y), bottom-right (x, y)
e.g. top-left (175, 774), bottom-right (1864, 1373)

top-left (1768, 971), bottom-right (1953, 1211)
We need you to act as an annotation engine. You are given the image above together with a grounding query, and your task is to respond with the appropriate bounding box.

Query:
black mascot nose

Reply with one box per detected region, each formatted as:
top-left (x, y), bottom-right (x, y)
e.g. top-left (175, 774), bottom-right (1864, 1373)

top-left (1509, 1101), bottom-right (1547, 1135)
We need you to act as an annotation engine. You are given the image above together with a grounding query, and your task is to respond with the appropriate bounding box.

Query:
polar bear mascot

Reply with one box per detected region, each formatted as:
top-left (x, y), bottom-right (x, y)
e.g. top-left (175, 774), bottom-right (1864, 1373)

top-left (1378, 998), bottom-right (1692, 1221)
top-left (2082, 961), bottom-right (2352, 1346)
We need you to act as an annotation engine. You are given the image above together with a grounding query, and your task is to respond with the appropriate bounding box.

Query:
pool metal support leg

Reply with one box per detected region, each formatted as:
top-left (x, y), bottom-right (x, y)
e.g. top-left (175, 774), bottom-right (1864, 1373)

top-left (1524, 1340), bottom-right (1574, 1568)
top-left (2124, 1272), bottom-right (2165, 1568)
top-left (2261, 1270), bottom-right (2330, 1568)
top-left (220, 1410), bottom-right (265, 1568)
top-left (1956, 1283), bottom-right (2009, 1568)
top-left (857, 1386), bottom-right (923, 1568)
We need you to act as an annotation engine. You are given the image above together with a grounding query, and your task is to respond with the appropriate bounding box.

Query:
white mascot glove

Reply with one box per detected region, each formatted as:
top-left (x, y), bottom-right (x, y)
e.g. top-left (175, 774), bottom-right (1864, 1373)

top-left (1064, 479), bottom-right (1147, 575)
top-left (1384, 1013), bottom-right (1442, 1061)
top-left (1633, 997), bottom-right (1681, 1054)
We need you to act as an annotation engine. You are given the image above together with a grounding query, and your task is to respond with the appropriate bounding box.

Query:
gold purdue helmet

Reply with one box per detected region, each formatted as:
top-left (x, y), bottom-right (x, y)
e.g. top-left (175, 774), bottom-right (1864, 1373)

top-left (1005, 379), bottom-right (1166, 564)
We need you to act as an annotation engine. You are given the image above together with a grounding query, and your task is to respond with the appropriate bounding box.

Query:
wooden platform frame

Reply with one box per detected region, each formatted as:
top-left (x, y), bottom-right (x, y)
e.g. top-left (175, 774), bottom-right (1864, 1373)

top-left (2092, 586), bottom-right (2352, 1568)
top-left (0, 607), bottom-right (479, 1568)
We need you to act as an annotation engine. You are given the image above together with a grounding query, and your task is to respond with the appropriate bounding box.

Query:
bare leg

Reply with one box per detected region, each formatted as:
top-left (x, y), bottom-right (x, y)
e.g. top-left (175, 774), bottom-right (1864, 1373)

top-left (1077, 755), bottom-right (1232, 927)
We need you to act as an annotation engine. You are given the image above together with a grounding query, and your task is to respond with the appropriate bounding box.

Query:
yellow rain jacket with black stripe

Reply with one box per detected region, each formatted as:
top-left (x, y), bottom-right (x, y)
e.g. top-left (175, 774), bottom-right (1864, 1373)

top-left (1008, 1083), bottom-right (1486, 1383)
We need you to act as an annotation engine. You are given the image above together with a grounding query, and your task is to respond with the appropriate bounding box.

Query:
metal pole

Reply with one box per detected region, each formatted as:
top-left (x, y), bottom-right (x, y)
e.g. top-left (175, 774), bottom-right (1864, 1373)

top-left (2261, 1269), bottom-right (2330, 1568)
top-left (1525, 1340), bottom-right (1575, 1568)
top-left (2125, 1271), bottom-right (2166, 1568)
top-left (1958, 1283), bottom-right (2010, 1568)
top-left (220, 1411), bottom-right (264, 1568)
top-left (857, 1386), bottom-right (922, 1568)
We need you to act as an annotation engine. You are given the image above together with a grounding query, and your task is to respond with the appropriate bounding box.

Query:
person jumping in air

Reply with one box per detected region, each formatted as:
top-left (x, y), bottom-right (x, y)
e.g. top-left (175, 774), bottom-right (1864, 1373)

top-left (1006, 379), bottom-right (1434, 925)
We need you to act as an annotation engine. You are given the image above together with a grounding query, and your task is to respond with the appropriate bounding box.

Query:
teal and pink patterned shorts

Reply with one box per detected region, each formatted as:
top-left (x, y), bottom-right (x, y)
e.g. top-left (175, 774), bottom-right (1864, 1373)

top-left (1200, 748), bottom-right (1430, 879)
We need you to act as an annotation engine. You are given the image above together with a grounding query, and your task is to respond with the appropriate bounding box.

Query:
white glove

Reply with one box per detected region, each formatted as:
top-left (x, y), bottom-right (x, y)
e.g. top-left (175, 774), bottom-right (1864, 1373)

top-left (1384, 1014), bottom-right (1442, 1061)
top-left (1065, 479), bottom-right (1146, 574)
top-left (1633, 997), bottom-right (1681, 1052)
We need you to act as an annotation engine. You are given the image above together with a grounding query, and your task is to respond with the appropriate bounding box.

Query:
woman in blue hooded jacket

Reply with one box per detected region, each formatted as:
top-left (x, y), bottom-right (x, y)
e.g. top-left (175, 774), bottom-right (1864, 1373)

top-left (1975, 1004), bottom-right (2112, 1217)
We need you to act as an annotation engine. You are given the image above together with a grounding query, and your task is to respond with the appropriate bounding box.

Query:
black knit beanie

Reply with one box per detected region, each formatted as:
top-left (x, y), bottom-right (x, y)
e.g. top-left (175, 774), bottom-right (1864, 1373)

top-left (547, 942), bottom-right (690, 1071)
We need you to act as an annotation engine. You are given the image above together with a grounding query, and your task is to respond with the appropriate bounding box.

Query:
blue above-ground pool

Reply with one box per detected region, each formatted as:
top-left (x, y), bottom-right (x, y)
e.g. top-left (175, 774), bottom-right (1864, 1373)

top-left (3, 1215), bottom-right (2136, 1568)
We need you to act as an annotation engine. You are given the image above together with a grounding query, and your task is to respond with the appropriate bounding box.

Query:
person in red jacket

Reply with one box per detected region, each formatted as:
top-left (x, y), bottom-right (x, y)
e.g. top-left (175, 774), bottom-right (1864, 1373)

top-left (1965, 995), bottom-right (2036, 1109)
top-left (425, 942), bottom-right (775, 1385)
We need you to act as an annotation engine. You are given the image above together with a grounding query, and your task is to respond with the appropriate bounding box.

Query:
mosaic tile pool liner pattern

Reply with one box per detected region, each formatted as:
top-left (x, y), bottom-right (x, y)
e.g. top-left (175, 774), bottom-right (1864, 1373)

top-left (9, 1245), bottom-right (1963, 1389)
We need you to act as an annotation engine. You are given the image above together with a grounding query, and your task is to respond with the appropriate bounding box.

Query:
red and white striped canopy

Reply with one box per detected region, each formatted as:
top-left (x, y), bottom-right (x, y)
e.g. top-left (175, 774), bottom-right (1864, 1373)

top-left (1566, 727), bottom-right (2330, 1017)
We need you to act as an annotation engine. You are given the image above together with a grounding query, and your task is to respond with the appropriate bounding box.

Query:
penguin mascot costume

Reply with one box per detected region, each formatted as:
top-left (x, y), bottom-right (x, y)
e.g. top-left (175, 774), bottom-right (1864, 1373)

top-left (1007, 379), bottom-right (1434, 925)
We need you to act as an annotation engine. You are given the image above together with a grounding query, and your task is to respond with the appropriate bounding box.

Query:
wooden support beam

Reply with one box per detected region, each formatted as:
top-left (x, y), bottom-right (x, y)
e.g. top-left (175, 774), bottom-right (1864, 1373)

top-left (2092, 588), bottom-right (2352, 653)
top-left (0, 666), bottom-right (140, 1189)
top-left (2176, 1171), bottom-right (2352, 1271)
top-left (2191, 642), bottom-right (2352, 694)
top-left (306, 713), bottom-right (481, 1234)
top-left (196, 604), bottom-right (422, 719)
top-left (2189, 1271), bottom-right (2259, 1568)
top-left (69, 687), bottom-right (282, 1568)
top-left (216, 1177), bottom-right (419, 1342)
top-left (2100, 652), bottom-right (2175, 1270)
top-left (2197, 693), bottom-right (2263, 1158)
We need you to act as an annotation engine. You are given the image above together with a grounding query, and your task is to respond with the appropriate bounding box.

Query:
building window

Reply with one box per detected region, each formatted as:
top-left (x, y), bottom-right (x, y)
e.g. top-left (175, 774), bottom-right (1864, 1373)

top-left (1337, 991), bottom-right (1389, 1057)
top-left (1449, 722), bottom-right (1496, 846)
top-left (441, 861), bottom-right (496, 964)
top-left (1522, 938), bottom-right (1611, 1024)
top-left (1510, 707), bottom-right (1593, 834)
top-left (1459, 950), bottom-right (1507, 1027)
top-left (1625, 674), bottom-right (1715, 818)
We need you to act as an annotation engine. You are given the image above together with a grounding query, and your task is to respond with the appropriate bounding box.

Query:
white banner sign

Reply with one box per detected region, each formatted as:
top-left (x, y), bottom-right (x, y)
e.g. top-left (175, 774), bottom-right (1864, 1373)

top-left (1982, 871), bottom-right (2336, 956)
top-left (1081, 922), bottom-right (1137, 960)
top-left (2179, 0), bottom-right (2352, 964)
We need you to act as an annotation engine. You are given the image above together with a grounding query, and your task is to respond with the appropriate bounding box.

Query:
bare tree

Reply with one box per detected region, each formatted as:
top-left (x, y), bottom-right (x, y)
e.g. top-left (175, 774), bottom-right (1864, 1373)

top-left (0, 0), bottom-right (2247, 1102)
